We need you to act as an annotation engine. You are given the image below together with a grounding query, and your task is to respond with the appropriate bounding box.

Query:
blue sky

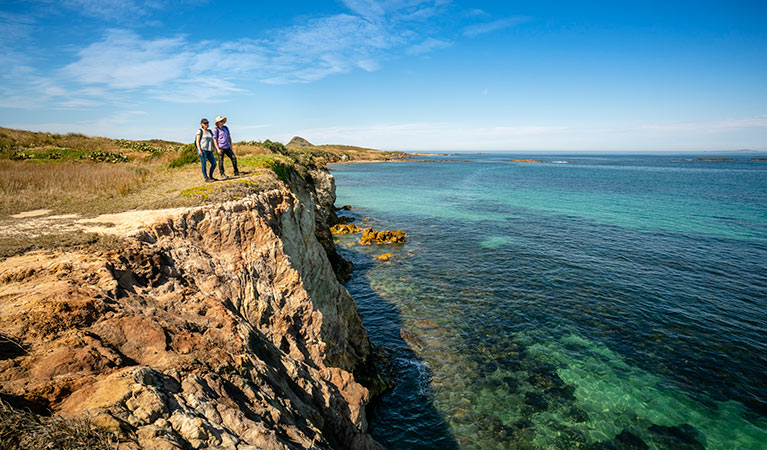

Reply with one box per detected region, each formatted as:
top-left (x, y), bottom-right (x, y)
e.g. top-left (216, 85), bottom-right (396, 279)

top-left (1, 0), bottom-right (766, 151)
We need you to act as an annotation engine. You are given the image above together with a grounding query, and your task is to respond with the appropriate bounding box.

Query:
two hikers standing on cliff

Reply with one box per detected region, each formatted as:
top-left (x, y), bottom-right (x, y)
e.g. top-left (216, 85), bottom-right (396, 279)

top-left (195, 116), bottom-right (240, 182)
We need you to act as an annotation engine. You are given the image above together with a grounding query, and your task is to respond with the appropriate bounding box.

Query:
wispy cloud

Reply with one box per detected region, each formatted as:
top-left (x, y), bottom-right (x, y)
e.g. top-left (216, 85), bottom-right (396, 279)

top-left (62, 31), bottom-right (191, 89)
top-left (39, 0), bottom-right (182, 21)
top-left (2, 1), bottom-right (523, 112)
top-left (59, 0), bottom-right (148, 19)
top-left (407, 37), bottom-right (452, 55)
top-left (52, 0), bottom-right (458, 94)
top-left (0, 11), bottom-right (37, 44)
top-left (641, 117), bottom-right (767, 133)
top-left (462, 16), bottom-right (529, 37)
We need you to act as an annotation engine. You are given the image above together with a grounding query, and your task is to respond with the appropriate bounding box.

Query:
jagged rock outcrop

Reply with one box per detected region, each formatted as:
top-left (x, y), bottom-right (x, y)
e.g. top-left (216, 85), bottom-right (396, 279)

top-left (300, 170), bottom-right (353, 282)
top-left (0, 171), bottom-right (381, 449)
top-left (359, 228), bottom-right (407, 245)
top-left (330, 224), bottom-right (361, 235)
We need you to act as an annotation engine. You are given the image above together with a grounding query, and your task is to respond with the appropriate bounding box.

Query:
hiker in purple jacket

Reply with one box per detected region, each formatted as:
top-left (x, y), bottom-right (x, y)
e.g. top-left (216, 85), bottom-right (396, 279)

top-left (213, 116), bottom-right (240, 177)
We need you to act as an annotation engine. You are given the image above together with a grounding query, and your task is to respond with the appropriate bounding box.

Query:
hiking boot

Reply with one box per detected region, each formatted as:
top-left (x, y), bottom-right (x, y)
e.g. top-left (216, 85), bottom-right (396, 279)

top-left (234, 171), bottom-right (240, 176)
top-left (204, 177), bottom-right (211, 182)
top-left (208, 176), bottom-right (217, 182)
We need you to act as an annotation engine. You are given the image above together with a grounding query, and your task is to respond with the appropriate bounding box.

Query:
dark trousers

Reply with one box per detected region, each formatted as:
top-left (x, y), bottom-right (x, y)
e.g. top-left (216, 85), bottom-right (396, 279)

top-left (217, 147), bottom-right (239, 175)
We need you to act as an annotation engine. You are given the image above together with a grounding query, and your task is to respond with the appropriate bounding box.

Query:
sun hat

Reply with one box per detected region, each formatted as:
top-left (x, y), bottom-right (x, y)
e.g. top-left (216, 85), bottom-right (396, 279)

top-left (215, 116), bottom-right (226, 124)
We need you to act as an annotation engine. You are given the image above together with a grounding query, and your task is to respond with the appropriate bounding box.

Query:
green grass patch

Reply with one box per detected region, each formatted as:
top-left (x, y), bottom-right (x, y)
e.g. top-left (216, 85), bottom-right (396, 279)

top-left (180, 185), bottom-right (214, 200)
top-left (240, 154), bottom-right (294, 183)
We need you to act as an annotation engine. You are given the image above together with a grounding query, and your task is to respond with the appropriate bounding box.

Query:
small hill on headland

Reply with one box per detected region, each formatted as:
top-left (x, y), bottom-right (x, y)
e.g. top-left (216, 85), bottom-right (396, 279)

top-left (287, 136), bottom-right (314, 147)
top-left (285, 135), bottom-right (404, 162)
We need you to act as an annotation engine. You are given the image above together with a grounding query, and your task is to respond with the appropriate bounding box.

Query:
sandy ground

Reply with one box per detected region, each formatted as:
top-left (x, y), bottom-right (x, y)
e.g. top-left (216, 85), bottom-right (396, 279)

top-left (7, 208), bottom-right (187, 239)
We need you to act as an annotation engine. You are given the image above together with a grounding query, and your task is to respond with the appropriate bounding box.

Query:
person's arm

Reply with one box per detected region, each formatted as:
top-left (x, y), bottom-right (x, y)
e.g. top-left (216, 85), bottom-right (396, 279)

top-left (196, 132), bottom-right (202, 155)
top-left (213, 128), bottom-right (222, 154)
top-left (228, 128), bottom-right (232, 149)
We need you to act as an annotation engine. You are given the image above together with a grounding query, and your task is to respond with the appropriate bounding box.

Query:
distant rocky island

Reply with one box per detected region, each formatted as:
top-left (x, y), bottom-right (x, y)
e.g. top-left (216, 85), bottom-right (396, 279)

top-left (693, 157), bottom-right (735, 161)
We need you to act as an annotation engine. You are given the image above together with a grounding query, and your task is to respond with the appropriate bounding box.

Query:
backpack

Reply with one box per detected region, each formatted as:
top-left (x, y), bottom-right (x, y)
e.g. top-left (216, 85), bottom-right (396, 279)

top-left (196, 128), bottom-right (212, 150)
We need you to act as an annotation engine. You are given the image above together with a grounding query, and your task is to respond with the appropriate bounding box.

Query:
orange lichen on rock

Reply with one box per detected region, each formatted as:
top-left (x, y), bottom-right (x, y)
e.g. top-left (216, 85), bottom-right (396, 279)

top-left (377, 253), bottom-right (394, 261)
top-left (331, 223), bottom-right (361, 234)
top-left (359, 228), bottom-right (406, 245)
top-left (510, 159), bottom-right (545, 163)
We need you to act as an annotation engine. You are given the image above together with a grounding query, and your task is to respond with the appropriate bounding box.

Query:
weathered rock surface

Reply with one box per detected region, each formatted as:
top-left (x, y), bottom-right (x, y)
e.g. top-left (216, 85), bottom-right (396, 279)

top-left (360, 228), bottom-right (407, 245)
top-left (0, 171), bottom-right (382, 449)
top-left (330, 224), bottom-right (361, 235)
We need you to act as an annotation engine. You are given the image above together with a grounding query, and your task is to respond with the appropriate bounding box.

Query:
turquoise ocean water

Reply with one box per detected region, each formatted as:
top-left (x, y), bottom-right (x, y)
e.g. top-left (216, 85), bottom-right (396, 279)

top-left (330, 154), bottom-right (767, 449)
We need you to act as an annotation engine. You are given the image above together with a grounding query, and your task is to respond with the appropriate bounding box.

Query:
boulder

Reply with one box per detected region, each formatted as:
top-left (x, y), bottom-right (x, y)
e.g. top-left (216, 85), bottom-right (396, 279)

top-left (359, 228), bottom-right (407, 245)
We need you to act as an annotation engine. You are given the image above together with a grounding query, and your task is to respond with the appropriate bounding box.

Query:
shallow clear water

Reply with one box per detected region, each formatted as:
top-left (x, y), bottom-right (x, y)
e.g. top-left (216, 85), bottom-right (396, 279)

top-left (332, 154), bottom-right (767, 449)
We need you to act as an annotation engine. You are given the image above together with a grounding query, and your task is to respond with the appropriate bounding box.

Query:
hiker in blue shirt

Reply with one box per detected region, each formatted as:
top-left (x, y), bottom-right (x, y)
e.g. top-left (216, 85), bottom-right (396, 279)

top-left (213, 116), bottom-right (240, 178)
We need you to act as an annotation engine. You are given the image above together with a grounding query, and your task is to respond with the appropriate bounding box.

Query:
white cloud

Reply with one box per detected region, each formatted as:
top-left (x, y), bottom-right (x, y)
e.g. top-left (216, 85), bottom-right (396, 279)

top-left (341, 0), bottom-right (387, 20)
top-left (62, 30), bottom-right (191, 89)
top-left (0, 11), bottom-right (36, 45)
top-left (407, 37), bottom-right (452, 55)
top-left (59, 0), bottom-right (146, 18)
top-left (641, 117), bottom-right (767, 133)
top-left (462, 16), bottom-right (529, 37)
top-left (54, 1), bottom-right (457, 92)
top-left (0, 1), bottom-right (525, 113)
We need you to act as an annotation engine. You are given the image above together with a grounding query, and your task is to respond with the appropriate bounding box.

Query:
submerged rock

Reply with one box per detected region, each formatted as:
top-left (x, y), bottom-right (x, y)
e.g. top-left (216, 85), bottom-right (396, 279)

top-left (615, 430), bottom-right (650, 449)
top-left (587, 430), bottom-right (649, 450)
top-left (524, 391), bottom-right (548, 411)
top-left (647, 423), bottom-right (706, 450)
top-left (377, 253), bottom-right (394, 261)
top-left (359, 228), bottom-right (407, 245)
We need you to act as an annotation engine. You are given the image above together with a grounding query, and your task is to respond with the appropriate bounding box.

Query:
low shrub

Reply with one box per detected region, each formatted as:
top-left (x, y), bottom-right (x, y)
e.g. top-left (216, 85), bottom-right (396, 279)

top-left (80, 150), bottom-right (129, 163)
top-left (113, 139), bottom-right (165, 154)
top-left (168, 144), bottom-right (198, 168)
top-left (0, 400), bottom-right (117, 450)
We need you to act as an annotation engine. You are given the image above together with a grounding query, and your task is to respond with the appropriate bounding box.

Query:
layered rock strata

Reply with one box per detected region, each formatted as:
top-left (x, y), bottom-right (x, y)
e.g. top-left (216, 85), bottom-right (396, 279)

top-left (0, 170), bottom-right (381, 449)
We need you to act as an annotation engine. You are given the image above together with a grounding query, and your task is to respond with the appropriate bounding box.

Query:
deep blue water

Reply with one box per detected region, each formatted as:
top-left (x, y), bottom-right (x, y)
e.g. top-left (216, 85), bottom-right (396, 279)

top-left (331, 153), bottom-right (767, 449)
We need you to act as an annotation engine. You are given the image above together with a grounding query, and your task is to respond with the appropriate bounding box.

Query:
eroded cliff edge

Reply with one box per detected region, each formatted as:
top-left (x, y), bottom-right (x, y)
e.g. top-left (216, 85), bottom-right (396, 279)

top-left (0, 169), bottom-right (382, 449)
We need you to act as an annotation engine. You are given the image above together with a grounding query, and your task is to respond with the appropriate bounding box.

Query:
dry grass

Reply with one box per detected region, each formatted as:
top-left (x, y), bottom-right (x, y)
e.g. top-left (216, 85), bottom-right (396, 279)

top-left (0, 400), bottom-right (117, 450)
top-left (0, 127), bottom-right (119, 153)
top-left (0, 126), bottom-right (190, 163)
top-left (234, 143), bottom-right (273, 156)
top-left (0, 160), bottom-right (150, 216)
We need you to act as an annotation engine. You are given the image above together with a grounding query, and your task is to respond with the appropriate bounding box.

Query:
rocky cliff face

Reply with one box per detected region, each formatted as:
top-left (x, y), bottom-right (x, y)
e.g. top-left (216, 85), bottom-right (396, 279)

top-left (0, 170), bottom-right (381, 449)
